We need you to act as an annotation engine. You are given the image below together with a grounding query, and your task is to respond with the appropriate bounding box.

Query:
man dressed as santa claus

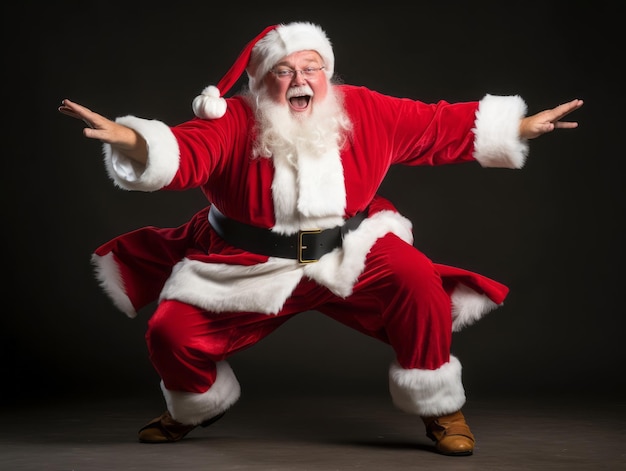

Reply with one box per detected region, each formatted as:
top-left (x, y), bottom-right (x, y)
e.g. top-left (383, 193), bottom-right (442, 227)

top-left (59, 21), bottom-right (583, 456)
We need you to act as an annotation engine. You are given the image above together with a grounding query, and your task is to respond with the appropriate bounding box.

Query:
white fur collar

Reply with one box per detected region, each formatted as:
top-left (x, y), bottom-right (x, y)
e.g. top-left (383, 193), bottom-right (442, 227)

top-left (271, 147), bottom-right (346, 233)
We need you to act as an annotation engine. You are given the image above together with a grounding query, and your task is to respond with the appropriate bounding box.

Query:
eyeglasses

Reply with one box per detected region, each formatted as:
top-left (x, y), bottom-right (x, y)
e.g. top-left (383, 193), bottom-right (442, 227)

top-left (270, 66), bottom-right (325, 80)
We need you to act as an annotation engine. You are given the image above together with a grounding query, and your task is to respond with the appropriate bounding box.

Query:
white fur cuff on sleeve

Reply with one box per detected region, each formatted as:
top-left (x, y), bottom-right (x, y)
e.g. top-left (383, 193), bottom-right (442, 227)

top-left (103, 115), bottom-right (180, 191)
top-left (473, 94), bottom-right (528, 169)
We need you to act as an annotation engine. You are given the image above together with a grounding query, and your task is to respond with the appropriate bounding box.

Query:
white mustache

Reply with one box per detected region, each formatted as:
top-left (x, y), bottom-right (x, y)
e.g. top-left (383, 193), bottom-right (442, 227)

top-left (286, 85), bottom-right (314, 99)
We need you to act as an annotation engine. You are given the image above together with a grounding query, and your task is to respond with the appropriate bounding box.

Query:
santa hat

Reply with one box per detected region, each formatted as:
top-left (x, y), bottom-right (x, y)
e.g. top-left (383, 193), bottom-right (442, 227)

top-left (192, 22), bottom-right (335, 119)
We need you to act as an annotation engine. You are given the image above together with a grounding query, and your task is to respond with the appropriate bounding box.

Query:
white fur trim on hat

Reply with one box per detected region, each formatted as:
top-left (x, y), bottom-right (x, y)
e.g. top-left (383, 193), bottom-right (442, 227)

top-left (247, 22), bottom-right (334, 92)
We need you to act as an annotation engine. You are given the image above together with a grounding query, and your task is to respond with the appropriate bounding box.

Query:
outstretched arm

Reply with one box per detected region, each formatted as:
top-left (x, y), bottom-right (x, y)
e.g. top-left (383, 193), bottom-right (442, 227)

top-left (58, 99), bottom-right (148, 165)
top-left (519, 98), bottom-right (583, 140)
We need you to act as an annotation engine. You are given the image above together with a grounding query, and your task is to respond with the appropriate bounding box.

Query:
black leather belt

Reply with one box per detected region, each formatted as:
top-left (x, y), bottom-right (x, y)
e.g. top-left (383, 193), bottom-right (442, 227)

top-left (208, 205), bottom-right (368, 263)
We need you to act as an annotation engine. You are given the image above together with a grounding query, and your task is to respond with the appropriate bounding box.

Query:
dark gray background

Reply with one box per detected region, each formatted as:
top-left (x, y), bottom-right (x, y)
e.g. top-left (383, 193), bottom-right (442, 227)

top-left (4, 1), bottom-right (622, 405)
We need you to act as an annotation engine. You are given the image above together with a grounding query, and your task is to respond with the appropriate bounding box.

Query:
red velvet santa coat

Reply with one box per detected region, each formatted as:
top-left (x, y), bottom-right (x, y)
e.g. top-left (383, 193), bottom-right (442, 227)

top-left (93, 86), bottom-right (528, 330)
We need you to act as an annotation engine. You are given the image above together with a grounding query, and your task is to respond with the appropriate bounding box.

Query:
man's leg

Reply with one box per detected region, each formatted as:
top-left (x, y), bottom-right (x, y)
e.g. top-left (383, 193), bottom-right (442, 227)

top-left (139, 299), bottom-right (294, 443)
top-left (319, 233), bottom-right (475, 455)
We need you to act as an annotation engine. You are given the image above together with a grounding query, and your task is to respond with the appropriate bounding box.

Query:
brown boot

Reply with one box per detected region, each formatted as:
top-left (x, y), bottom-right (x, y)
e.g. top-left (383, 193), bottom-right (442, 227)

top-left (421, 410), bottom-right (475, 456)
top-left (138, 410), bottom-right (225, 443)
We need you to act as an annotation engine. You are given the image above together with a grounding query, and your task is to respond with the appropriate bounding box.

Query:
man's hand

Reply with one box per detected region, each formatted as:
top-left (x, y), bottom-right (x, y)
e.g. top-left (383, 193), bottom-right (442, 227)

top-left (519, 99), bottom-right (584, 140)
top-left (59, 99), bottom-right (148, 164)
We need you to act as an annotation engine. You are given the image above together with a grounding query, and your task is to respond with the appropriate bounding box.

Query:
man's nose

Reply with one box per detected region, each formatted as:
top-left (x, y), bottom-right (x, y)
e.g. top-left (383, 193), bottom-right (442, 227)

top-left (291, 71), bottom-right (307, 85)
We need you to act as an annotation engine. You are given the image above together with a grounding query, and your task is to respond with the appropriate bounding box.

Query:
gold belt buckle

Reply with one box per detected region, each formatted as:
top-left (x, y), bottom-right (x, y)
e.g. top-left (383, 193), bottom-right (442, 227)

top-left (298, 229), bottom-right (322, 263)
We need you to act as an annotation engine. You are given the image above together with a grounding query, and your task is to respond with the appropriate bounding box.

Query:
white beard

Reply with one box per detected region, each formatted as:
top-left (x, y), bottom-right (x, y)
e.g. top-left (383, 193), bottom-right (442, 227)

top-left (246, 86), bottom-right (353, 232)
top-left (250, 85), bottom-right (351, 162)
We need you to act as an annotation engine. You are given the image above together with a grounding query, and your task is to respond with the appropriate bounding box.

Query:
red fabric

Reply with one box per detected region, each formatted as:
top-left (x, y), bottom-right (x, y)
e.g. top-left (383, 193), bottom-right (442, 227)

top-left (147, 233), bottom-right (459, 391)
top-left (437, 264), bottom-right (509, 305)
top-left (167, 86), bottom-right (480, 228)
top-left (216, 24), bottom-right (278, 97)
top-left (95, 85), bottom-right (507, 315)
top-left (94, 198), bottom-right (508, 316)
top-left (94, 210), bottom-right (210, 311)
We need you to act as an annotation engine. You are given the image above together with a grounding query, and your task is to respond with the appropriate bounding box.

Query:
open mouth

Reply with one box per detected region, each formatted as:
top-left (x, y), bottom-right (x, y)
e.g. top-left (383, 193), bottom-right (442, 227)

top-left (289, 95), bottom-right (311, 110)
top-left (287, 86), bottom-right (314, 111)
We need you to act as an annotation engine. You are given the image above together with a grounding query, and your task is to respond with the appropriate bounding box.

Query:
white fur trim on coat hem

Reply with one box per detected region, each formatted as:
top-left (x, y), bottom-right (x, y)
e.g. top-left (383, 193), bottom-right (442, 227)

top-left (162, 361), bottom-right (241, 425)
top-left (160, 257), bottom-right (304, 315)
top-left (91, 252), bottom-right (137, 318)
top-left (388, 356), bottom-right (465, 417)
top-left (451, 283), bottom-right (500, 332)
top-left (159, 210), bottom-right (413, 315)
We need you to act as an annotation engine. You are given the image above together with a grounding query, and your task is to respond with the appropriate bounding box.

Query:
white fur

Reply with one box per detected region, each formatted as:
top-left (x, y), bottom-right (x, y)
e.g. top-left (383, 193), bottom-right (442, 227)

top-left (295, 148), bottom-right (346, 218)
top-left (270, 146), bottom-right (346, 231)
top-left (451, 282), bottom-right (500, 332)
top-left (91, 252), bottom-right (137, 318)
top-left (473, 94), bottom-right (528, 169)
top-left (162, 361), bottom-right (241, 425)
top-left (159, 257), bottom-right (304, 315)
top-left (192, 85), bottom-right (227, 119)
top-left (388, 356), bottom-right (465, 417)
top-left (270, 150), bottom-right (300, 230)
top-left (104, 116), bottom-right (179, 191)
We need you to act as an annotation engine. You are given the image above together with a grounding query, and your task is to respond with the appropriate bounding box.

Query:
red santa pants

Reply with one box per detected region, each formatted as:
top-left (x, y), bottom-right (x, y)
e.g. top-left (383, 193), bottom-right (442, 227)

top-left (146, 233), bottom-right (452, 394)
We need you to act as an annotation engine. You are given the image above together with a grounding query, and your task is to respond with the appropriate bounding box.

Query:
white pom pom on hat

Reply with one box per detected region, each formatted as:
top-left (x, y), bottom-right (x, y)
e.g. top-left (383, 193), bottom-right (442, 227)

top-left (191, 85), bottom-right (226, 120)
top-left (192, 22), bottom-right (335, 119)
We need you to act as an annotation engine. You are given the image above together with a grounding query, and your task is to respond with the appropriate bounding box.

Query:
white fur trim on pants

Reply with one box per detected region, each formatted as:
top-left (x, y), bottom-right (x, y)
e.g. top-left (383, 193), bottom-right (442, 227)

top-left (388, 356), bottom-right (465, 417)
top-left (161, 361), bottom-right (241, 425)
